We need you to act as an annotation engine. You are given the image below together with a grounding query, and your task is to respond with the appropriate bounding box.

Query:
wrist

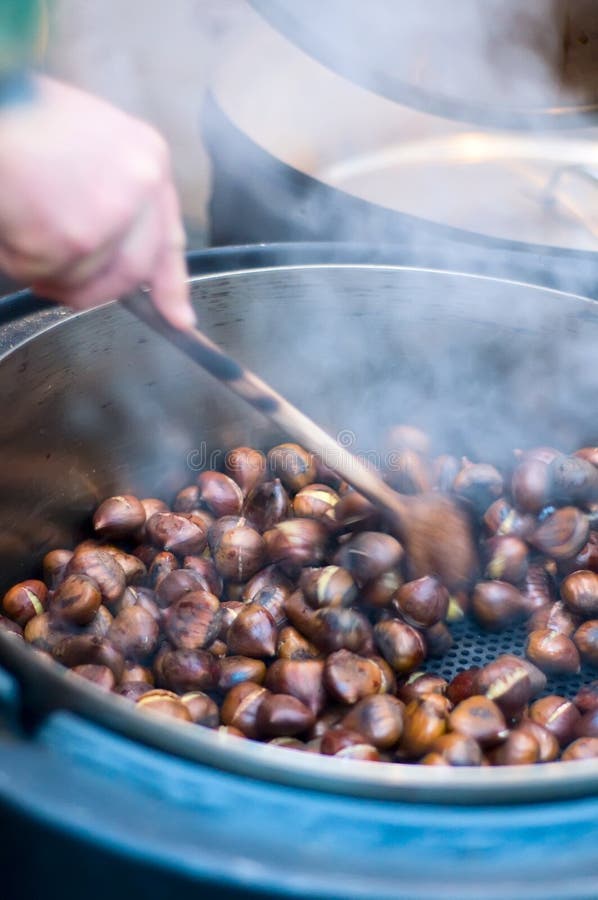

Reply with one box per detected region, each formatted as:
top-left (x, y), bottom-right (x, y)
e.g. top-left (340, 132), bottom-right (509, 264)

top-left (0, 70), bottom-right (35, 107)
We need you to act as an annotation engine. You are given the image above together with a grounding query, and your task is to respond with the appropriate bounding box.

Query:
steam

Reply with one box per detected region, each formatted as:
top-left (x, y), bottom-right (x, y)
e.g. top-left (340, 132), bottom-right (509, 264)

top-left (37, 1), bottom-right (598, 474)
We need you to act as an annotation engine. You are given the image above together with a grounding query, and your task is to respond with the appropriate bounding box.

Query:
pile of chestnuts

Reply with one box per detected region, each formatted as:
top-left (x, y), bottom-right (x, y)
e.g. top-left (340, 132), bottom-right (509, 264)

top-left (3, 431), bottom-right (598, 767)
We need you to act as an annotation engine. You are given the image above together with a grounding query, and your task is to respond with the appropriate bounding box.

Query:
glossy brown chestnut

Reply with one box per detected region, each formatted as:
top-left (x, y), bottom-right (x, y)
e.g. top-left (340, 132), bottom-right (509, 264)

top-left (196, 471), bottom-right (244, 518)
top-left (265, 659), bottom-right (326, 717)
top-left (224, 446), bottom-right (267, 496)
top-left (71, 663), bottom-right (115, 691)
top-left (23, 612), bottom-right (67, 652)
top-left (101, 547), bottom-right (147, 585)
top-left (400, 694), bottom-right (450, 758)
top-left (217, 656), bottom-right (267, 692)
top-left (67, 548), bottom-right (126, 607)
top-left (448, 696), bottom-right (508, 747)
top-left (300, 566), bottom-right (357, 610)
top-left (292, 483), bottom-right (339, 524)
top-left (573, 620), bottom-right (598, 668)
top-left (484, 536), bottom-right (528, 585)
top-left (93, 494), bottom-right (146, 538)
top-left (136, 689), bottom-right (192, 723)
top-left (323, 649), bottom-right (387, 705)
top-left (172, 485), bottom-right (201, 513)
top-left (2, 579), bottom-right (48, 626)
top-left (42, 549), bottom-right (73, 589)
top-left (332, 491), bottom-right (380, 533)
top-left (181, 691), bottom-right (220, 727)
top-left (525, 629), bottom-right (581, 675)
top-left (424, 621), bottom-right (453, 658)
top-left (446, 668), bottom-right (480, 706)
top-left (482, 500), bottom-right (535, 540)
top-left (549, 454), bottom-right (598, 505)
top-left (572, 709), bottom-right (598, 739)
top-left (489, 729), bottom-right (540, 766)
top-left (310, 607), bottom-right (373, 654)
top-left (226, 603), bottom-right (277, 658)
top-left (320, 727), bottom-right (380, 761)
top-left (453, 461), bottom-right (503, 513)
top-left (276, 626), bottom-right (320, 660)
top-left (242, 479), bottom-right (290, 533)
top-left (146, 512), bottom-right (208, 556)
top-left (333, 532), bottom-right (403, 584)
top-left (397, 672), bottom-right (448, 704)
top-left (519, 562), bottom-right (556, 615)
top-left (394, 576), bottom-right (449, 628)
top-left (154, 568), bottom-right (205, 608)
top-left (164, 591), bottom-right (222, 650)
top-left (374, 619), bottom-right (426, 675)
top-left (517, 720), bottom-right (560, 762)
top-left (267, 443), bottom-right (318, 493)
top-left (251, 588), bottom-right (289, 630)
top-left (430, 732), bottom-right (483, 766)
top-left (561, 737), bottom-right (598, 760)
top-left (220, 681), bottom-right (269, 738)
top-left (52, 634), bottom-right (125, 681)
top-left (264, 519), bottom-right (328, 575)
top-left (241, 565), bottom-right (292, 605)
top-left (107, 605), bottom-right (159, 661)
top-left (361, 570), bottom-right (403, 609)
top-left (530, 507), bottom-right (589, 561)
top-left (561, 570), bottom-right (598, 617)
top-left (529, 695), bottom-right (581, 746)
top-left (527, 601), bottom-right (580, 637)
top-left (256, 693), bottom-right (315, 737)
top-left (158, 648), bottom-right (220, 693)
top-left (511, 457), bottom-right (552, 514)
top-left (574, 681), bottom-right (598, 713)
top-left (558, 532), bottom-right (598, 576)
top-left (474, 656), bottom-right (534, 716)
top-left (212, 522), bottom-right (266, 583)
top-left (52, 574), bottom-right (102, 626)
top-left (342, 695), bottom-right (405, 750)
top-left (148, 551), bottom-right (178, 588)
top-left (471, 581), bottom-right (526, 631)
top-left (121, 662), bottom-right (153, 685)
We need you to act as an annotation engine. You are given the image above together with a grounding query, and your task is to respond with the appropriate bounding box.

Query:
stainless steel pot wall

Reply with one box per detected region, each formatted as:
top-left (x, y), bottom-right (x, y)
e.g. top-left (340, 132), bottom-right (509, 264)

top-left (1, 262), bottom-right (598, 803)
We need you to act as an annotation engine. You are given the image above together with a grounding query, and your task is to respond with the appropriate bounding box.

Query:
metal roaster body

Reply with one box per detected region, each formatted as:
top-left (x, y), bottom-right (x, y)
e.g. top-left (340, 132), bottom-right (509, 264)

top-left (1, 246), bottom-right (598, 899)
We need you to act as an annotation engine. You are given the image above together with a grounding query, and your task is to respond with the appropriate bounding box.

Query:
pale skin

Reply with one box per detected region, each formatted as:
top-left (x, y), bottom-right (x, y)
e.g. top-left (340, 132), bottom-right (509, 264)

top-left (0, 75), bottom-right (195, 330)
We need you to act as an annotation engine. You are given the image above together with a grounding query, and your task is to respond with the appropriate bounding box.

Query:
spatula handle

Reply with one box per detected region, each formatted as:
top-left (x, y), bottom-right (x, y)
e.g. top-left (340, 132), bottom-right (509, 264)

top-left (121, 291), bottom-right (407, 526)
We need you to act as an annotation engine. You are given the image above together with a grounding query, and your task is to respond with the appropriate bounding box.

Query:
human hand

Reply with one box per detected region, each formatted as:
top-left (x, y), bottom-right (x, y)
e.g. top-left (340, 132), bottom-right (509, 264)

top-left (0, 75), bottom-right (194, 329)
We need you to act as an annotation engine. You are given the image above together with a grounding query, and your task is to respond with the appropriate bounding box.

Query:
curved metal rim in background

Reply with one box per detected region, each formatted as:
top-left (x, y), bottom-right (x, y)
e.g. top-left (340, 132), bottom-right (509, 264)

top-left (248, 0), bottom-right (598, 131)
top-left (1, 260), bottom-right (598, 805)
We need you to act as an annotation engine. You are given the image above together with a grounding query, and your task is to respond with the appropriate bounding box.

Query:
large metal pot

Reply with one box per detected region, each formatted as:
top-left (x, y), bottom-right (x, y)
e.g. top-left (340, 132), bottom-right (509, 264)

top-left (1, 246), bottom-right (598, 898)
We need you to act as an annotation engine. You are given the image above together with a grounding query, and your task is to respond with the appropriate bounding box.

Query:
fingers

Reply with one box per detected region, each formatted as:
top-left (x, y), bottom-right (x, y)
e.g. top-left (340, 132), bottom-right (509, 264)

top-left (148, 181), bottom-right (195, 330)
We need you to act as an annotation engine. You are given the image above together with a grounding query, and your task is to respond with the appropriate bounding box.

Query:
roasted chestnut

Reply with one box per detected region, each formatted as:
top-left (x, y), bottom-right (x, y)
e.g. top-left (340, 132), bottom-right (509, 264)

top-left (2, 579), bottom-right (48, 626)
top-left (267, 443), bottom-right (317, 492)
top-left (394, 576), bottom-right (449, 629)
top-left (374, 620), bottom-right (426, 674)
top-left (471, 581), bottom-right (526, 631)
top-left (224, 446), bottom-right (267, 496)
top-left (561, 569), bottom-right (598, 617)
top-left (333, 532), bottom-right (403, 584)
top-left (525, 629), bottom-right (581, 675)
top-left (264, 519), bottom-right (328, 575)
top-left (243, 479), bottom-right (291, 532)
top-left (93, 494), bottom-right (146, 538)
top-left (299, 566), bottom-right (357, 610)
top-left (573, 620), bottom-right (598, 668)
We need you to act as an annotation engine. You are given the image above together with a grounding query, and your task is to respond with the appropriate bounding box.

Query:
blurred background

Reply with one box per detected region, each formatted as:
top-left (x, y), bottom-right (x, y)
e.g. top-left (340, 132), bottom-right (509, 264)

top-left (42, 1), bottom-right (598, 261)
